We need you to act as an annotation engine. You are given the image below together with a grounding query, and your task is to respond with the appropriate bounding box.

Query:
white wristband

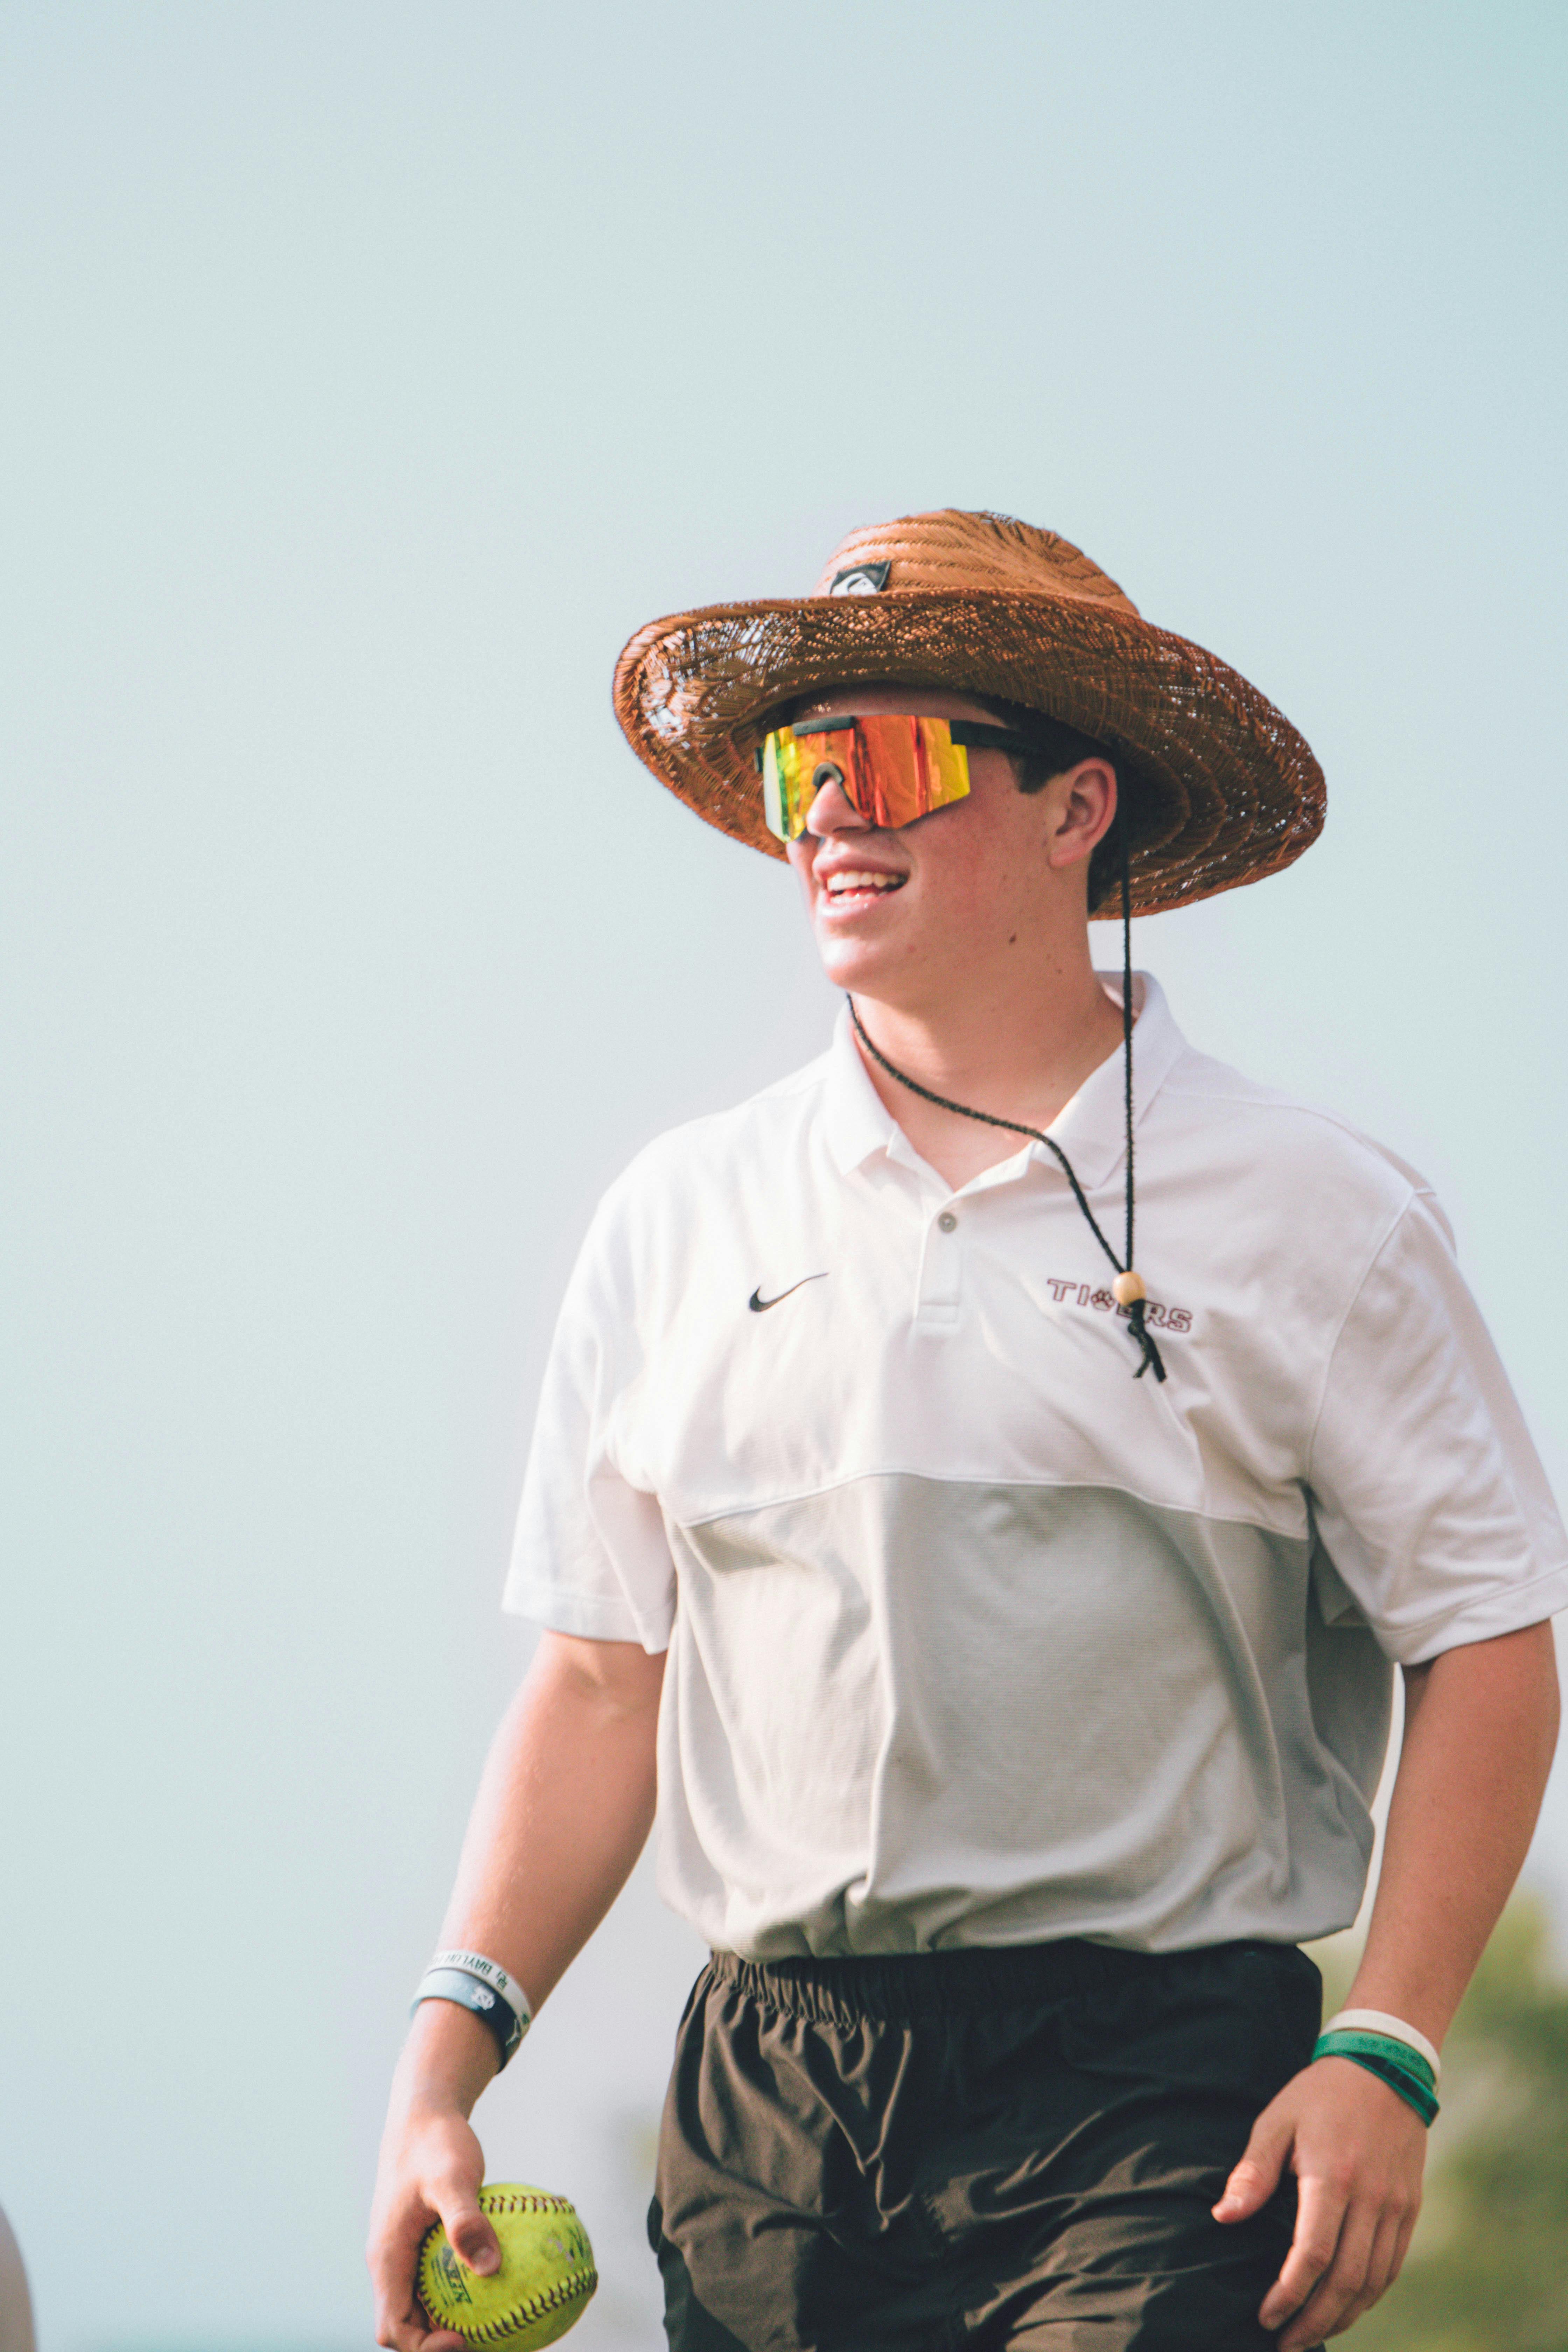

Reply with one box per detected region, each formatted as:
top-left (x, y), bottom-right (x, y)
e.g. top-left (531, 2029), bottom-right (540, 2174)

top-left (430, 1949), bottom-right (533, 2035)
top-left (1323, 2008), bottom-right (1440, 2083)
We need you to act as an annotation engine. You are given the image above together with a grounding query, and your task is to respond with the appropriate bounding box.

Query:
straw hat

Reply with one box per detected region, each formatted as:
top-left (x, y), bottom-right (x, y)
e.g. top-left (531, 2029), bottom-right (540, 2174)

top-left (613, 509), bottom-right (1324, 917)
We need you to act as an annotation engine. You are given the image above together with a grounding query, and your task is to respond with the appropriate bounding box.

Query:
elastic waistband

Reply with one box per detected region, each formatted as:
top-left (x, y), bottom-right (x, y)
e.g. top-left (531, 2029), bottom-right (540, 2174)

top-left (705, 1938), bottom-right (1296, 2026)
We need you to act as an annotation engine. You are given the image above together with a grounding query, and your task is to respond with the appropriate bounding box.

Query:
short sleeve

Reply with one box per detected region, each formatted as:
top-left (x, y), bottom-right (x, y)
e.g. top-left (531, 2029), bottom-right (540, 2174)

top-left (1308, 1191), bottom-right (1568, 1662)
top-left (502, 1200), bottom-right (678, 1652)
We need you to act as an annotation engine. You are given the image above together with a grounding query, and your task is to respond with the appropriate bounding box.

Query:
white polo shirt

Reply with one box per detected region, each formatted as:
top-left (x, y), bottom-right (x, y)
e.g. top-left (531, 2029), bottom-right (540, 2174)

top-left (505, 976), bottom-right (1567, 1959)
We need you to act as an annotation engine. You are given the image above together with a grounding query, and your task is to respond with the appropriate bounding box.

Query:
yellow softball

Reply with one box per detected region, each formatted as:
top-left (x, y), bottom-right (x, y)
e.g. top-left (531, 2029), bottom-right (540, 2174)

top-left (417, 2184), bottom-right (597, 2349)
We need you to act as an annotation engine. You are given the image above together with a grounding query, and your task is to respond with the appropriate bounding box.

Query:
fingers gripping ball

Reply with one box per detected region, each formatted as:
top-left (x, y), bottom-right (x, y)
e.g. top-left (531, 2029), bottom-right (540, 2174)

top-left (418, 2186), bottom-right (597, 2349)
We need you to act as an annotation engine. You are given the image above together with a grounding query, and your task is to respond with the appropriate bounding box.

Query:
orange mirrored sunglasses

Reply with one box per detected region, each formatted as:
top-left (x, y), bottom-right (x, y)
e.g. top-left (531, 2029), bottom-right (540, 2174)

top-left (757, 713), bottom-right (1033, 842)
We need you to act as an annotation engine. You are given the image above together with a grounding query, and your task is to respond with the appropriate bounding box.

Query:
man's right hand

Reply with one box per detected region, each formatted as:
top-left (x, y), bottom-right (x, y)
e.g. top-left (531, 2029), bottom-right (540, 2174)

top-left (367, 2005), bottom-right (503, 2352)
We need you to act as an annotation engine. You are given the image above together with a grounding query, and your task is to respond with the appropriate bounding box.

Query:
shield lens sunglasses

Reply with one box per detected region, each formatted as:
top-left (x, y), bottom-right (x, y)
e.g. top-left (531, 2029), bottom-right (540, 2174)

top-left (756, 713), bottom-right (1035, 843)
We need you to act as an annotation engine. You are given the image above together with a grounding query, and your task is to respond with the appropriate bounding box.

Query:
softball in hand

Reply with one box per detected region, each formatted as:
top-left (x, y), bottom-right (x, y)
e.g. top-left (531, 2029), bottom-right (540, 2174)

top-left (418, 2185), bottom-right (597, 2348)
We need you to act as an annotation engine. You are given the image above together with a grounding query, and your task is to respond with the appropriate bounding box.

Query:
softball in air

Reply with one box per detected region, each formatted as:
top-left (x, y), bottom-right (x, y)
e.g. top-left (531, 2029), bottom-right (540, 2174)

top-left (418, 2184), bottom-right (597, 2348)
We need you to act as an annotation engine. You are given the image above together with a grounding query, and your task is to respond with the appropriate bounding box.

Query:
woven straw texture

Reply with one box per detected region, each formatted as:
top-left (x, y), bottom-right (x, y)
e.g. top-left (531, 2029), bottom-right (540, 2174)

top-left (613, 511), bottom-right (1324, 918)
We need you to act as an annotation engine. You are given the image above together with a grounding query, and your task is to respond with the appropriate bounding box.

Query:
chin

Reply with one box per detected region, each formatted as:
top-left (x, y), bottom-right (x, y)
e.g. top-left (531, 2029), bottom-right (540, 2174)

top-left (813, 931), bottom-right (894, 996)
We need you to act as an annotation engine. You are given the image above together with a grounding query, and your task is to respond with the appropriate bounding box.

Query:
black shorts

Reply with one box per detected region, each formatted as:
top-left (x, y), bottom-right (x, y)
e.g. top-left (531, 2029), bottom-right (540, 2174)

top-left (649, 1938), bottom-right (1322, 2350)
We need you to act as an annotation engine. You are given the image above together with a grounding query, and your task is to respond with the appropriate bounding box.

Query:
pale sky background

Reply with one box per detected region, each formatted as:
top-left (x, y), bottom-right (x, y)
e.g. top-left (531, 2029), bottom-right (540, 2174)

top-left (1, 5), bottom-right (1564, 2347)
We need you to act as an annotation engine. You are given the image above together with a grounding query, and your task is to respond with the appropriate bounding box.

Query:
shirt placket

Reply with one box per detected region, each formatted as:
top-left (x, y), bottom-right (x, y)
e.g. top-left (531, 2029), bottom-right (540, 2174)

top-left (914, 1198), bottom-right (964, 1331)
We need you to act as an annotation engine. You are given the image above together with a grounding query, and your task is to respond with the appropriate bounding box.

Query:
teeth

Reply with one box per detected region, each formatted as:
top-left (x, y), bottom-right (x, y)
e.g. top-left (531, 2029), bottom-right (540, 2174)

top-left (825, 870), bottom-right (903, 895)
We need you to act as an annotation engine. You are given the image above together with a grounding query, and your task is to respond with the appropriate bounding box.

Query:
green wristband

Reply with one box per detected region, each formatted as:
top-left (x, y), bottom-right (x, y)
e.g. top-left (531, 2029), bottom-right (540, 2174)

top-left (1312, 2030), bottom-right (1439, 2127)
top-left (1314, 2027), bottom-right (1436, 2091)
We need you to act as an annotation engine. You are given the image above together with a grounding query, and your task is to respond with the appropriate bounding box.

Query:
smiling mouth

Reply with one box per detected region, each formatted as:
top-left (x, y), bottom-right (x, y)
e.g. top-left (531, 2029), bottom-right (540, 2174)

top-left (822, 869), bottom-right (907, 901)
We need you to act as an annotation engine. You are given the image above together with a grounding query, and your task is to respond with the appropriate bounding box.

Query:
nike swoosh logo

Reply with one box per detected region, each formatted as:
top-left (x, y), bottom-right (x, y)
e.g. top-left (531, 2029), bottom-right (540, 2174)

top-left (748, 1273), bottom-right (828, 1313)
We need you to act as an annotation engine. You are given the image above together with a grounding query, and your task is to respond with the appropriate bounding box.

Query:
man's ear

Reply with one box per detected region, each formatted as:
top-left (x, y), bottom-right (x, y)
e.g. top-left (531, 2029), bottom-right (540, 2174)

top-left (1044, 760), bottom-right (1118, 873)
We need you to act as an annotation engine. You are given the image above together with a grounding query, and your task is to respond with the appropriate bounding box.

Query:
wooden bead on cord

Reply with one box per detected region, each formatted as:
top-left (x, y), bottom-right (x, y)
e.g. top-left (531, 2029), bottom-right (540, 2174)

top-left (1112, 1271), bottom-right (1146, 1306)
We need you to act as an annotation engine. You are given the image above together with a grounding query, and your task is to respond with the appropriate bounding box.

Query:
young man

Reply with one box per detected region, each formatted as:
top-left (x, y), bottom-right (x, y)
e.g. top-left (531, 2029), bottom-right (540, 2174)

top-left (369, 512), bottom-right (1564, 2350)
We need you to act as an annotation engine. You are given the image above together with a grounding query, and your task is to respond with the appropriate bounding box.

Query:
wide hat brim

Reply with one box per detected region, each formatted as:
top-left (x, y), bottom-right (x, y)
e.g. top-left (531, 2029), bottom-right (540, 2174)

top-left (613, 586), bottom-right (1324, 917)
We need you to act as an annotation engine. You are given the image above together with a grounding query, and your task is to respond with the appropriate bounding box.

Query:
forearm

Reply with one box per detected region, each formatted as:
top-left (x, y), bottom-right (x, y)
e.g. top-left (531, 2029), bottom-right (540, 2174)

top-left (396, 1630), bottom-right (665, 2119)
top-left (1345, 1619), bottom-right (1559, 2045)
top-left (1217, 1619), bottom-right (1558, 2348)
top-left (372, 1634), bottom-right (662, 2347)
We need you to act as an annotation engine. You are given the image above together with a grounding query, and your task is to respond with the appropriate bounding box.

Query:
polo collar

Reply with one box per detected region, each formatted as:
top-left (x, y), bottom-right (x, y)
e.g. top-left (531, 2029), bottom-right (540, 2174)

top-left (822, 974), bottom-right (1187, 1194)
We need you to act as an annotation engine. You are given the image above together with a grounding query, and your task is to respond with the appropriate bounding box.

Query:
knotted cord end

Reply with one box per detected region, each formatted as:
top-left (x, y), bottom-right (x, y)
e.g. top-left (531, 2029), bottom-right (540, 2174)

top-left (1127, 1300), bottom-right (1167, 1382)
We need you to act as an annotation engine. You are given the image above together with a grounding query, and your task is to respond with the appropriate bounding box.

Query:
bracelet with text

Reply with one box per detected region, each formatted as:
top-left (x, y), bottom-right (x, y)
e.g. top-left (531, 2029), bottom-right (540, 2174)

top-left (1311, 2029), bottom-right (1440, 2127)
top-left (1322, 2007), bottom-right (1441, 2082)
top-left (428, 1948), bottom-right (533, 2037)
top-left (410, 1966), bottom-right (527, 2071)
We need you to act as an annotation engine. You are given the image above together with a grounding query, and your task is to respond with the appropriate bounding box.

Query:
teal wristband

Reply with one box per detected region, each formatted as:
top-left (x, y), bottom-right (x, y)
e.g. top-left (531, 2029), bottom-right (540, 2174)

top-left (1312, 2030), bottom-right (1439, 2127)
top-left (1314, 2026), bottom-right (1436, 2094)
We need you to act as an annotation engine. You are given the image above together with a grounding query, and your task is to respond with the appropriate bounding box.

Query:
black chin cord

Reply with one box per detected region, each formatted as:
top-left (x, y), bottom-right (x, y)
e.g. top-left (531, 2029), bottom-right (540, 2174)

top-left (846, 809), bottom-right (1165, 1383)
top-left (1113, 813), bottom-right (1163, 1379)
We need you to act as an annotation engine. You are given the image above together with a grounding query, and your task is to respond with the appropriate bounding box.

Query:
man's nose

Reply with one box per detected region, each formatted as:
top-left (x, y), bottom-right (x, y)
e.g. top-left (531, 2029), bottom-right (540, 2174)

top-left (805, 772), bottom-right (869, 836)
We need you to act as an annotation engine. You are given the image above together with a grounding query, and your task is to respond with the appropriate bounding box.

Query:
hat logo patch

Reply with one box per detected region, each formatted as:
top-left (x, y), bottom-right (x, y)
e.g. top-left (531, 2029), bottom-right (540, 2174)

top-left (828, 561), bottom-right (891, 596)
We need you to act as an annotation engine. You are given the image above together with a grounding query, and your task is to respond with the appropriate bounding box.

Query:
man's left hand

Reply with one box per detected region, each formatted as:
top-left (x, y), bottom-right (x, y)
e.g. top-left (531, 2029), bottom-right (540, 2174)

top-left (1212, 2054), bottom-right (1426, 2347)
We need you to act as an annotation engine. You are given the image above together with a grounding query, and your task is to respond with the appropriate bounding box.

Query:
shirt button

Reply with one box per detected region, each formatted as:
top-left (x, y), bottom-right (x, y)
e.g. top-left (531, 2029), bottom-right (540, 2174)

top-left (937, 1211), bottom-right (958, 1232)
